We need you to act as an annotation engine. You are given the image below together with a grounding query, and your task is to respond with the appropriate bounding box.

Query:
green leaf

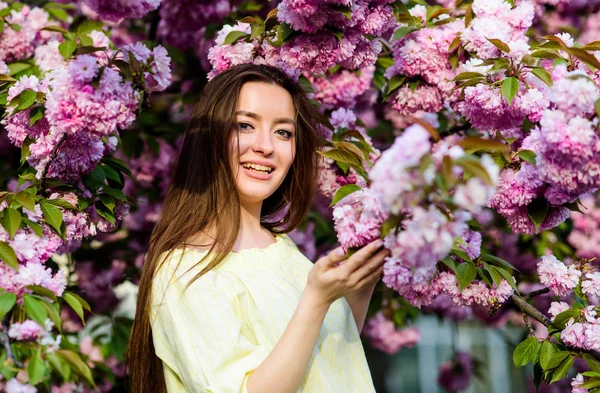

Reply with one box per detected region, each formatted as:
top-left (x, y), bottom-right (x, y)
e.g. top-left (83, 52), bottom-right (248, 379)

top-left (317, 148), bottom-right (363, 168)
top-left (566, 47), bottom-right (600, 70)
top-left (550, 355), bottom-right (574, 384)
top-left (464, 5), bottom-right (473, 27)
top-left (453, 72), bottom-right (485, 81)
top-left (580, 377), bottom-right (600, 389)
top-left (0, 292), bottom-right (16, 320)
top-left (41, 25), bottom-right (69, 35)
top-left (76, 19), bottom-right (103, 35)
top-left (46, 352), bottom-right (69, 381)
top-left (28, 106), bottom-right (45, 128)
top-left (16, 89), bottom-right (37, 111)
top-left (494, 266), bottom-right (518, 292)
top-left (22, 217), bottom-right (43, 238)
top-left (101, 187), bottom-right (126, 201)
top-left (518, 150), bottom-right (537, 165)
top-left (584, 354), bottom-right (600, 373)
top-left (540, 340), bottom-right (560, 370)
top-left (513, 336), bottom-right (540, 367)
top-left (552, 308), bottom-right (580, 329)
top-left (330, 184), bottom-right (361, 207)
top-left (58, 40), bottom-right (77, 61)
top-left (223, 30), bottom-right (249, 45)
top-left (385, 74), bottom-right (406, 97)
top-left (26, 285), bottom-right (58, 302)
top-left (40, 200), bottom-right (64, 235)
top-left (454, 156), bottom-right (493, 185)
top-left (298, 74), bottom-right (314, 93)
top-left (56, 349), bottom-right (96, 389)
top-left (527, 197), bottom-right (549, 233)
top-left (531, 67), bottom-right (553, 87)
top-left (485, 264), bottom-right (503, 286)
top-left (47, 7), bottom-right (68, 21)
top-left (23, 294), bottom-right (48, 327)
top-left (42, 300), bottom-right (62, 333)
top-left (1, 207), bottom-right (22, 239)
top-left (8, 62), bottom-right (32, 76)
top-left (63, 291), bottom-right (85, 326)
top-left (64, 291), bottom-right (91, 311)
top-left (456, 262), bottom-right (477, 291)
top-left (99, 194), bottom-right (115, 212)
top-left (82, 165), bottom-right (106, 191)
top-left (28, 349), bottom-right (48, 385)
top-left (501, 77), bottom-right (519, 106)
top-left (486, 37), bottom-right (510, 53)
top-left (47, 198), bottom-right (77, 210)
top-left (530, 49), bottom-right (561, 59)
top-left (0, 241), bottom-right (18, 270)
top-left (480, 252), bottom-right (518, 271)
top-left (102, 165), bottom-right (123, 185)
top-left (458, 137), bottom-right (510, 161)
top-left (278, 22), bottom-right (294, 42)
top-left (15, 191), bottom-right (35, 212)
top-left (392, 26), bottom-right (418, 41)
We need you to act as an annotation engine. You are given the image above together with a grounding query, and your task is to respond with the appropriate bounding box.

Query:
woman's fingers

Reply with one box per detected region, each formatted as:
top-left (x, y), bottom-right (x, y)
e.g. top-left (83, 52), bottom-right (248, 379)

top-left (340, 239), bottom-right (384, 274)
top-left (320, 246), bottom-right (347, 268)
top-left (353, 249), bottom-right (389, 282)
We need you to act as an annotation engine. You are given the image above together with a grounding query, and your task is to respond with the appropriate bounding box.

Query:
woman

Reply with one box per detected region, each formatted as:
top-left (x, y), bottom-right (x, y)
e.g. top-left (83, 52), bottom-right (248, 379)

top-left (127, 63), bottom-right (390, 393)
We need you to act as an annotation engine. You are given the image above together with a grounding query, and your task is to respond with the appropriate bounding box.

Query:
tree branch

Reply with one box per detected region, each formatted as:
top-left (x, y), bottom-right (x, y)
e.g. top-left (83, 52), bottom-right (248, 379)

top-left (1, 313), bottom-right (22, 368)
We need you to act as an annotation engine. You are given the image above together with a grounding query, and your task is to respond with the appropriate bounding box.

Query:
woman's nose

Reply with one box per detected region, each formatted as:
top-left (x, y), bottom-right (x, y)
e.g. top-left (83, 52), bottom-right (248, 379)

top-left (252, 128), bottom-right (274, 155)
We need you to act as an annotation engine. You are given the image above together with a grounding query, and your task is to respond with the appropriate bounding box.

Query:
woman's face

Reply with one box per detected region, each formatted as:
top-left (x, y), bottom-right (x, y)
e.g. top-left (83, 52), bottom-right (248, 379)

top-left (230, 81), bottom-right (297, 206)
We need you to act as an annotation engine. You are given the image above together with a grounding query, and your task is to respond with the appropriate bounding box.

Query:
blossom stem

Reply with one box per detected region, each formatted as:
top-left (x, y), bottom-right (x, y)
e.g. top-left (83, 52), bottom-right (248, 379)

top-left (40, 133), bottom-right (68, 194)
top-left (1, 313), bottom-right (23, 368)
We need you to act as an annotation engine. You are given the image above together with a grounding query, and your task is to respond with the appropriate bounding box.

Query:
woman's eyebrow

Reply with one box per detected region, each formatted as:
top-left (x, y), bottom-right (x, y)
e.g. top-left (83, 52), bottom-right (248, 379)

top-left (236, 110), bottom-right (295, 125)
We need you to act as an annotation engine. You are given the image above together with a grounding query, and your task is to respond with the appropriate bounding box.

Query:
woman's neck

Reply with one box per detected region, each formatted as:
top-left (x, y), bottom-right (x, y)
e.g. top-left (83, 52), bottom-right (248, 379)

top-left (235, 202), bottom-right (275, 251)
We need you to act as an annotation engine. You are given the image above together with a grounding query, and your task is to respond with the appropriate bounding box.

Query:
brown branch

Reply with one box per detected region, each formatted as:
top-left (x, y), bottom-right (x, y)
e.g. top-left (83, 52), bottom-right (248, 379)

top-left (525, 287), bottom-right (550, 300)
top-left (40, 133), bottom-right (67, 194)
top-left (510, 294), bottom-right (600, 362)
top-left (1, 313), bottom-right (22, 368)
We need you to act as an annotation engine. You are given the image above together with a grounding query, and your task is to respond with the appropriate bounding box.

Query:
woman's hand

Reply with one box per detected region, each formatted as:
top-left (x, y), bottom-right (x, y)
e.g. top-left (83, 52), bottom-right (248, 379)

top-left (305, 239), bottom-right (390, 308)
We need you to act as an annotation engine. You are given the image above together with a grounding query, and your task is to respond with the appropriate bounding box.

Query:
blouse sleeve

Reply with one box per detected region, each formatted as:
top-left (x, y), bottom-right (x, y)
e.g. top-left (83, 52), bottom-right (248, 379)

top-left (151, 262), bottom-right (269, 393)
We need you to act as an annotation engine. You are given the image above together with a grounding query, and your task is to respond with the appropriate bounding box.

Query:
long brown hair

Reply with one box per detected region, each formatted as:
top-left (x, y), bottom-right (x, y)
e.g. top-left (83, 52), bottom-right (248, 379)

top-left (126, 64), bottom-right (325, 393)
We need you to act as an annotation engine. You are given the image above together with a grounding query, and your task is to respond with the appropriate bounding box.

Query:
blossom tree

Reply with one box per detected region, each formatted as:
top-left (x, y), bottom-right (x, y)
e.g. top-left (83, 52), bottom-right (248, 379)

top-left (2, 0), bottom-right (600, 392)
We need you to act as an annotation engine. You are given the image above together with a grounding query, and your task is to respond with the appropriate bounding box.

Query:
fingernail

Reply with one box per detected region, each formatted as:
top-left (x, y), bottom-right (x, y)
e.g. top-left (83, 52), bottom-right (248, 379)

top-left (375, 239), bottom-right (383, 248)
top-left (337, 247), bottom-right (346, 256)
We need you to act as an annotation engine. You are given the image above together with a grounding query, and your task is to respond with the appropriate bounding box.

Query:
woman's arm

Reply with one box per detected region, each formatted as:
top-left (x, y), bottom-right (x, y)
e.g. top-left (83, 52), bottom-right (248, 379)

top-left (344, 280), bottom-right (378, 333)
top-left (246, 290), bottom-right (330, 393)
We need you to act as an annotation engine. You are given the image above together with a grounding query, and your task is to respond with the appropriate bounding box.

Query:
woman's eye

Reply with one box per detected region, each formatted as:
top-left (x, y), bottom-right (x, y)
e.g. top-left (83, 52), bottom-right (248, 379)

top-left (237, 122), bottom-right (253, 130)
top-left (277, 129), bottom-right (293, 139)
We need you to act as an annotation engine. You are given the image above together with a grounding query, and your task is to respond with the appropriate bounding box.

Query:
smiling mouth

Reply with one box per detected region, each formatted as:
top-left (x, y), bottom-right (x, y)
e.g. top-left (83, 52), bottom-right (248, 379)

top-left (240, 163), bottom-right (274, 174)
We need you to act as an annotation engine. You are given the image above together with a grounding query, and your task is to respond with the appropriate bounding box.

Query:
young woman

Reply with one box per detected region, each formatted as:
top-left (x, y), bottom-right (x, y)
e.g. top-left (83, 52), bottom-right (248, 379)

top-left (127, 64), bottom-right (390, 393)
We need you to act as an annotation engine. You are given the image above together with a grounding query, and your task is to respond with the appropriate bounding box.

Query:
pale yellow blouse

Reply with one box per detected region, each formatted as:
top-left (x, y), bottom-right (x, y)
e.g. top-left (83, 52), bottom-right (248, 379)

top-left (150, 233), bottom-right (376, 393)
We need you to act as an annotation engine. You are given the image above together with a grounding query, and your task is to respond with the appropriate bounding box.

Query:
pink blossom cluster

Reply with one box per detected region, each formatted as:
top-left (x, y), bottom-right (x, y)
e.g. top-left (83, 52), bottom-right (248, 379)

top-left (308, 66), bottom-right (375, 109)
top-left (3, 36), bottom-right (170, 184)
top-left (369, 124), bottom-right (432, 214)
top-left (8, 318), bottom-right (53, 342)
top-left (333, 188), bottom-right (388, 249)
top-left (382, 258), bottom-right (514, 308)
top-left (4, 379), bottom-right (37, 393)
top-left (437, 351), bottom-right (475, 393)
top-left (560, 314), bottom-right (600, 354)
top-left (572, 374), bottom-right (589, 393)
top-left (0, 3), bottom-right (54, 63)
top-left (209, 2), bottom-right (388, 79)
top-left (276, 0), bottom-right (391, 71)
top-left (537, 255), bottom-right (581, 296)
top-left (82, 0), bottom-right (161, 23)
top-left (460, 0), bottom-right (534, 60)
top-left (123, 138), bottom-right (176, 191)
top-left (157, 0), bottom-right (230, 51)
top-left (0, 261), bottom-right (66, 298)
top-left (362, 311), bottom-right (420, 354)
top-left (568, 194), bottom-right (600, 259)
top-left (488, 161), bottom-right (570, 234)
top-left (384, 206), bottom-right (471, 272)
top-left (121, 42), bottom-right (172, 93)
top-left (455, 81), bottom-right (548, 140)
top-left (386, 14), bottom-right (462, 115)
